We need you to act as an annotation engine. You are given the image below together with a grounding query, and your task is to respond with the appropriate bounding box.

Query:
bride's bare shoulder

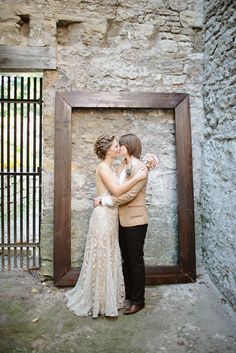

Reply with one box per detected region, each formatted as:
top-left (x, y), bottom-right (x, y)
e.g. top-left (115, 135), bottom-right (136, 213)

top-left (97, 162), bottom-right (111, 175)
top-left (98, 161), bottom-right (108, 169)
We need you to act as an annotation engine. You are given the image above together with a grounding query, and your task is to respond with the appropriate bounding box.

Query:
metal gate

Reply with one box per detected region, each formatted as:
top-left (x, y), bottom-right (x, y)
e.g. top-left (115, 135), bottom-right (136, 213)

top-left (0, 74), bottom-right (42, 270)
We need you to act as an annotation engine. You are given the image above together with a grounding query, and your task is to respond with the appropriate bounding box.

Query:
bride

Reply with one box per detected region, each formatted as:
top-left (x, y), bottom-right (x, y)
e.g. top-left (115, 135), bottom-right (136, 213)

top-left (65, 134), bottom-right (147, 318)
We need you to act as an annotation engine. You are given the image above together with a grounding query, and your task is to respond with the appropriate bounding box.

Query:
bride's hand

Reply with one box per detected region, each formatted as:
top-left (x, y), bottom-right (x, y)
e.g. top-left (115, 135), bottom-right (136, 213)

top-left (135, 166), bottom-right (148, 180)
top-left (93, 196), bottom-right (101, 208)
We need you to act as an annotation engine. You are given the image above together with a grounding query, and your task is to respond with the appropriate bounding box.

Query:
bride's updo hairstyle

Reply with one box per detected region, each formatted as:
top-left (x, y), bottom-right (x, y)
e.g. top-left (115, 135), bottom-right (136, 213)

top-left (119, 133), bottom-right (142, 159)
top-left (94, 134), bottom-right (115, 160)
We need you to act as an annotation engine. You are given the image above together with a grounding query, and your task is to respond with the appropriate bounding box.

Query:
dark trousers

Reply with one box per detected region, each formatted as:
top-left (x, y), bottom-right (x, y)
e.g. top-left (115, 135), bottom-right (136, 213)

top-left (119, 223), bottom-right (148, 306)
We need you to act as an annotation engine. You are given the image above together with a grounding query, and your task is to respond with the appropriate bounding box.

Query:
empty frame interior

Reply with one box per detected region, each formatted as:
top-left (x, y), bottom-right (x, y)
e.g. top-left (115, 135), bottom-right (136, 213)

top-left (70, 108), bottom-right (178, 268)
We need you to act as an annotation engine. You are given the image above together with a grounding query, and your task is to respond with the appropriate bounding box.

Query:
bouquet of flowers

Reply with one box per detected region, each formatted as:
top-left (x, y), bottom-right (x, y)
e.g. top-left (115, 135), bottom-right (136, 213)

top-left (143, 153), bottom-right (160, 170)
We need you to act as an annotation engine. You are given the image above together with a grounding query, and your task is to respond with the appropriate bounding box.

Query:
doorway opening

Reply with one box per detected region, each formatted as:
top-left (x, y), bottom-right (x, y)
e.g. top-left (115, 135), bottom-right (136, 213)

top-left (0, 73), bottom-right (43, 270)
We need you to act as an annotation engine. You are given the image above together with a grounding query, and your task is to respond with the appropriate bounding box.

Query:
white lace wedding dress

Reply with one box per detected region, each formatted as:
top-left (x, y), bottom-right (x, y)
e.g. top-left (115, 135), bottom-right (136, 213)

top-left (65, 167), bottom-right (125, 318)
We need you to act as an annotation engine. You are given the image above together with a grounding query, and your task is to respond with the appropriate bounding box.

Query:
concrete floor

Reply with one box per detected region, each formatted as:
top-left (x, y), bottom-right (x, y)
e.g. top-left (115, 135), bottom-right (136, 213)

top-left (0, 268), bottom-right (235, 353)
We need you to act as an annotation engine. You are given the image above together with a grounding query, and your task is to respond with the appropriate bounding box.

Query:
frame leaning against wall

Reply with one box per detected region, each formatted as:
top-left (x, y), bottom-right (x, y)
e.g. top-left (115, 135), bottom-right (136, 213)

top-left (54, 92), bottom-right (196, 286)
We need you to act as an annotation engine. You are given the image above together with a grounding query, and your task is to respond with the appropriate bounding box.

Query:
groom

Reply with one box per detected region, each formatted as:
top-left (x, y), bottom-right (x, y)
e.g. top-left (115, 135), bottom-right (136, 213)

top-left (95, 133), bottom-right (148, 315)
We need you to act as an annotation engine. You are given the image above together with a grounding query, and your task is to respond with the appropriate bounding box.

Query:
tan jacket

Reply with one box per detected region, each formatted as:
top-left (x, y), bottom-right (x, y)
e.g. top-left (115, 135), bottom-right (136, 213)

top-left (112, 159), bottom-right (148, 227)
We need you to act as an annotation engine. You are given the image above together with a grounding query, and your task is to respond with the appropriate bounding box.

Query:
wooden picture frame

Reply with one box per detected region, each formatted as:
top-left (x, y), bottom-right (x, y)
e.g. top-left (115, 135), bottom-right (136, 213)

top-left (54, 92), bottom-right (196, 286)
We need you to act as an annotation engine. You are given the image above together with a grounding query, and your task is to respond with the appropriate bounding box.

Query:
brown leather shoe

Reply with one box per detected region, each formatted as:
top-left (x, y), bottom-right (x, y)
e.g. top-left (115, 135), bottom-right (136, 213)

top-left (124, 304), bottom-right (144, 315)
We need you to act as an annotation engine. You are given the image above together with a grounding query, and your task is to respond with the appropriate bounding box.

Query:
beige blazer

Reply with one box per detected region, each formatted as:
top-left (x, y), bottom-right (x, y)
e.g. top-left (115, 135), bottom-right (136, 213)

top-left (111, 159), bottom-right (148, 227)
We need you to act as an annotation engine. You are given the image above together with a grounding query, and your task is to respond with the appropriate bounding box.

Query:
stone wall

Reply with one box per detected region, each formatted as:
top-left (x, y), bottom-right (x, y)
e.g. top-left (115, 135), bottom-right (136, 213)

top-left (0, 0), bottom-right (204, 277)
top-left (202, 0), bottom-right (236, 308)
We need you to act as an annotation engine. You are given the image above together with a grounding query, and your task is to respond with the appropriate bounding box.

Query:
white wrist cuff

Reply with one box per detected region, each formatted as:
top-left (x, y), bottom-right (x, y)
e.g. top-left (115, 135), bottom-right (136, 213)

top-left (101, 196), bottom-right (113, 206)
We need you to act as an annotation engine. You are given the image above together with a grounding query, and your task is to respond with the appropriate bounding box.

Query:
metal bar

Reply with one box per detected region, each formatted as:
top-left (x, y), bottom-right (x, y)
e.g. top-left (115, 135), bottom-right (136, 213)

top-left (13, 77), bottom-right (17, 267)
top-left (0, 98), bottom-right (42, 104)
top-left (33, 78), bottom-right (37, 176)
top-left (1, 247), bottom-right (5, 270)
top-left (20, 77), bottom-right (24, 268)
top-left (0, 243), bottom-right (39, 247)
top-left (26, 77), bottom-right (30, 268)
top-left (0, 172), bottom-right (40, 176)
top-left (0, 76), bottom-right (5, 269)
top-left (38, 77), bottom-right (43, 266)
top-left (0, 76), bottom-right (4, 175)
top-left (7, 76), bottom-right (11, 269)
top-left (33, 77), bottom-right (37, 266)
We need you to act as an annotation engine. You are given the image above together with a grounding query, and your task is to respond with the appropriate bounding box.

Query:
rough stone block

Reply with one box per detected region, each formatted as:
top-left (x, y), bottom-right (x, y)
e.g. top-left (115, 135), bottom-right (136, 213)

top-left (180, 11), bottom-right (203, 28)
top-left (169, 0), bottom-right (188, 11)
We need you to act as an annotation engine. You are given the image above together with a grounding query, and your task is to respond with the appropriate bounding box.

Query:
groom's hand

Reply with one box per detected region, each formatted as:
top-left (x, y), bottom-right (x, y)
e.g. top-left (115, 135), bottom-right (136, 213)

top-left (93, 196), bottom-right (101, 208)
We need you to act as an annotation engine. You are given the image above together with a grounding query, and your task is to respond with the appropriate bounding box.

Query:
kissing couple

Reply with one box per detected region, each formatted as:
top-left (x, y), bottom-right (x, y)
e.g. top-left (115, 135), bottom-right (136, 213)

top-left (65, 133), bottom-right (149, 318)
